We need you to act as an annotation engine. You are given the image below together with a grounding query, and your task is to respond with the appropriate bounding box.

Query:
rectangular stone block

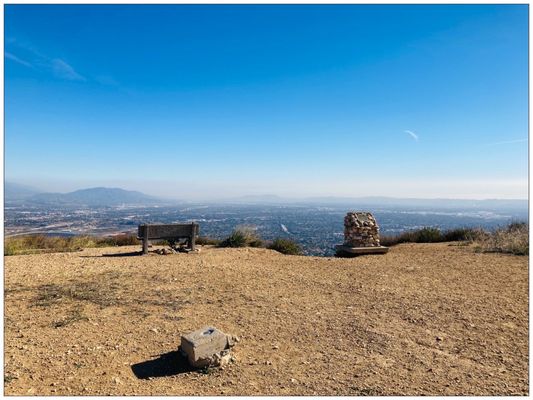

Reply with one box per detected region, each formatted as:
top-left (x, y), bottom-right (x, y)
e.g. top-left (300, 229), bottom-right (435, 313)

top-left (181, 326), bottom-right (229, 367)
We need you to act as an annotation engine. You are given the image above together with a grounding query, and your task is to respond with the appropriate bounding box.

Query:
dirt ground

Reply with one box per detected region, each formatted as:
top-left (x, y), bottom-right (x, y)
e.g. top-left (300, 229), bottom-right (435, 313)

top-left (4, 242), bottom-right (528, 395)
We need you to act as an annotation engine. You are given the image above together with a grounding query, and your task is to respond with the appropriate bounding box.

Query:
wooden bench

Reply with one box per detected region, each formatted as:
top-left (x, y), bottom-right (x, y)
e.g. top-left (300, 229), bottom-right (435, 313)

top-left (138, 223), bottom-right (199, 254)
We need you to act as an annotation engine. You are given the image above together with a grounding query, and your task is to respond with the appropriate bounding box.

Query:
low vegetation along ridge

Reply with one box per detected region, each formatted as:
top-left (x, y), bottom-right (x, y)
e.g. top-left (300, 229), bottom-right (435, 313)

top-left (4, 222), bottom-right (528, 256)
top-left (4, 234), bottom-right (139, 256)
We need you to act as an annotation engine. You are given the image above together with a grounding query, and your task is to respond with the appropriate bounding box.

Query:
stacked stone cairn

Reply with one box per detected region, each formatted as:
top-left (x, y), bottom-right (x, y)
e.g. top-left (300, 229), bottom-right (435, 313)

top-left (343, 212), bottom-right (381, 248)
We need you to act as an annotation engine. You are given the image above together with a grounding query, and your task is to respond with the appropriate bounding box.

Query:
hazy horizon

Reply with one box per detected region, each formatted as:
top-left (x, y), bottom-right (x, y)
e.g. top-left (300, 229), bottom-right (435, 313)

top-left (5, 5), bottom-right (528, 201)
top-left (7, 179), bottom-right (528, 202)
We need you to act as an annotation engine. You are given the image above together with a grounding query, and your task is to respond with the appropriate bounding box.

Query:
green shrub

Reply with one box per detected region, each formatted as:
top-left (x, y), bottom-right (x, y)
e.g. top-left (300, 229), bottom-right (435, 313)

top-left (443, 228), bottom-right (481, 242)
top-left (413, 227), bottom-right (442, 242)
top-left (218, 230), bottom-right (248, 248)
top-left (381, 227), bottom-right (475, 246)
top-left (218, 227), bottom-right (263, 248)
top-left (380, 227), bottom-right (443, 246)
top-left (219, 230), bottom-right (247, 247)
top-left (268, 238), bottom-right (302, 255)
top-left (248, 237), bottom-right (265, 248)
top-left (379, 234), bottom-right (399, 247)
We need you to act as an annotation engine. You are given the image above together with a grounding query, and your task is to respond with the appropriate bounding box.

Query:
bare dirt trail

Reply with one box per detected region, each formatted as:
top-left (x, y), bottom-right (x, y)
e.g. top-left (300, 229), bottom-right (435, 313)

top-left (4, 243), bottom-right (528, 395)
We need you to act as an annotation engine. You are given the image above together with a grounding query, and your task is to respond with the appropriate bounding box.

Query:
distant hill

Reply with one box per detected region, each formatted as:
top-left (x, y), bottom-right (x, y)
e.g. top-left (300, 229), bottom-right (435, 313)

top-left (5, 182), bottom-right (43, 200)
top-left (29, 187), bottom-right (161, 206)
top-left (300, 196), bottom-right (528, 210)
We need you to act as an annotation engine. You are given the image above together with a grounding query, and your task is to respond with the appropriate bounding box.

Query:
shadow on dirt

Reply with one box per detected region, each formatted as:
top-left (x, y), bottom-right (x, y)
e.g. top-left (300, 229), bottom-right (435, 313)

top-left (79, 251), bottom-right (143, 258)
top-left (131, 350), bottom-right (195, 379)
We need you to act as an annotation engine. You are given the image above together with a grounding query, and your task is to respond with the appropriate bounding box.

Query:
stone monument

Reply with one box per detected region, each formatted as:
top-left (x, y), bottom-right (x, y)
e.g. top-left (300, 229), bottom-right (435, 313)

top-left (335, 211), bottom-right (389, 257)
top-left (180, 326), bottom-right (238, 368)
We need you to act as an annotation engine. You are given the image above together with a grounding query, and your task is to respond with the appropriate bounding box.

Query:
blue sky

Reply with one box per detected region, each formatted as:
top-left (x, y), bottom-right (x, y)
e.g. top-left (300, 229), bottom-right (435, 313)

top-left (5, 4), bottom-right (528, 199)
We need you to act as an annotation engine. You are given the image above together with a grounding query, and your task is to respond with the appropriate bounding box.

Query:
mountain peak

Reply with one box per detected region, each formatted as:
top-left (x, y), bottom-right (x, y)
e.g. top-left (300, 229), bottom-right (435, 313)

top-left (8, 186), bottom-right (161, 206)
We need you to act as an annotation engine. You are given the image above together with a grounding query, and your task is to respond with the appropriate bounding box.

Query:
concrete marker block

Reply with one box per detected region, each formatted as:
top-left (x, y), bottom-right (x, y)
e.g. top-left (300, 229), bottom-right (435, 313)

top-left (181, 326), bottom-right (230, 368)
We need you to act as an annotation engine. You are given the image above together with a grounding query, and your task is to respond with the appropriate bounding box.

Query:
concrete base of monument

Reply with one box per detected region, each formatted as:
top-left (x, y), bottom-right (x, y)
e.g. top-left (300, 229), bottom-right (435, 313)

top-left (335, 244), bottom-right (389, 257)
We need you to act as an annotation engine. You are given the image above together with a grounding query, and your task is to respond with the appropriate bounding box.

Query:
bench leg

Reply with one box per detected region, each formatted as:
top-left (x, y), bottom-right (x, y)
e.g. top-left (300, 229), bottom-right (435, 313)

top-left (190, 235), bottom-right (196, 251)
top-left (142, 228), bottom-right (149, 254)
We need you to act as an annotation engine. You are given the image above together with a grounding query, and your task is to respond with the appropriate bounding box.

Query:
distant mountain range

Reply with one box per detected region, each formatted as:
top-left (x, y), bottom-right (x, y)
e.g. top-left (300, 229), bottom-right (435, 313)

top-left (4, 182), bottom-right (528, 211)
top-left (224, 194), bottom-right (527, 210)
top-left (5, 182), bottom-right (42, 200)
top-left (299, 196), bottom-right (528, 210)
top-left (5, 184), bottom-right (162, 206)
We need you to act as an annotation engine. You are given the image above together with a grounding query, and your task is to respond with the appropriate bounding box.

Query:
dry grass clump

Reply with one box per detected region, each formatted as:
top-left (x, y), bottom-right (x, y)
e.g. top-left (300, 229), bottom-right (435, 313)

top-left (33, 274), bottom-right (123, 309)
top-left (5, 235), bottom-right (93, 256)
top-left (474, 222), bottom-right (528, 256)
top-left (100, 234), bottom-right (139, 246)
top-left (28, 271), bottom-right (187, 326)
top-left (4, 234), bottom-right (139, 256)
top-left (381, 223), bottom-right (528, 256)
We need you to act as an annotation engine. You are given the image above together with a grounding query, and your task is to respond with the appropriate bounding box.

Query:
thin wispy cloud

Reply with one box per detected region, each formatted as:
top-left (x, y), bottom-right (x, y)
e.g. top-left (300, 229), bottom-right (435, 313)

top-left (486, 138), bottom-right (528, 146)
top-left (5, 52), bottom-right (33, 68)
top-left (6, 39), bottom-right (86, 82)
top-left (7, 39), bottom-right (49, 65)
top-left (7, 39), bottom-right (125, 91)
top-left (404, 130), bottom-right (419, 141)
top-left (52, 58), bottom-right (86, 81)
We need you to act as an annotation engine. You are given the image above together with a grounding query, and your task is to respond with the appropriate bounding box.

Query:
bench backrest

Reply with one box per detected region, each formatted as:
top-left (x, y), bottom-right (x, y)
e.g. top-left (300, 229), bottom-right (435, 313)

top-left (138, 223), bottom-right (199, 240)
